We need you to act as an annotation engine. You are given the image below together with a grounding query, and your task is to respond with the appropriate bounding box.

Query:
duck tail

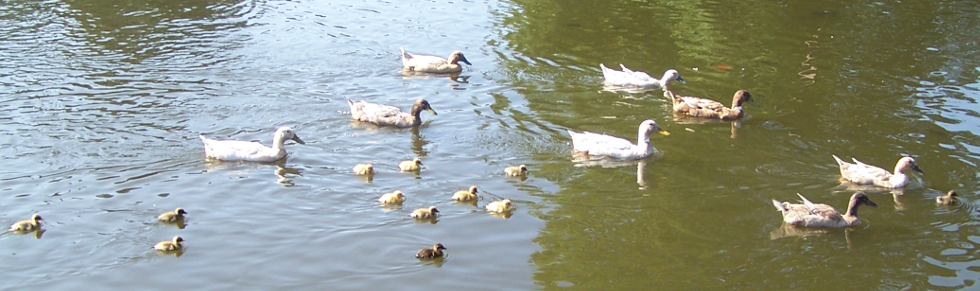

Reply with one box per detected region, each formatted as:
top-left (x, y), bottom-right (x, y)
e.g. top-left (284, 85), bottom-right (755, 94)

top-left (400, 47), bottom-right (411, 60)
top-left (619, 63), bottom-right (633, 73)
top-left (771, 199), bottom-right (787, 212)
top-left (832, 155), bottom-right (845, 166)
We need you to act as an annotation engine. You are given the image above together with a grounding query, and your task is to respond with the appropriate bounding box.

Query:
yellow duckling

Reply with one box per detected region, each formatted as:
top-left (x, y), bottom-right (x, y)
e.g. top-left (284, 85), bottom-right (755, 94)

top-left (937, 190), bottom-right (958, 205)
top-left (154, 236), bottom-right (185, 252)
top-left (157, 208), bottom-right (187, 223)
top-left (415, 243), bottom-right (447, 259)
top-left (379, 190), bottom-right (406, 204)
top-left (410, 206), bottom-right (440, 219)
top-left (486, 199), bottom-right (515, 213)
top-left (9, 213), bottom-right (43, 232)
top-left (504, 165), bottom-right (528, 177)
top-left (399, 158), bottom-right (423, 172)
top-left (452, 186), bottom-right (479, 202)
top-left (353, 163), bottom-right (375, 175)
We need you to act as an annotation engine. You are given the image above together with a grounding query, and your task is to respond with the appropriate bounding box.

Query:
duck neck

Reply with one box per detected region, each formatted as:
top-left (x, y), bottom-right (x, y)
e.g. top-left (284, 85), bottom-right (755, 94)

top-left (272, 134), bottom-right (286, 151)
top-left (845, 199), bottom-right (861, 217)
top-left (635, 130), bottom-right (650, 153)
top-left (409, 104), bottom-right (423, 124)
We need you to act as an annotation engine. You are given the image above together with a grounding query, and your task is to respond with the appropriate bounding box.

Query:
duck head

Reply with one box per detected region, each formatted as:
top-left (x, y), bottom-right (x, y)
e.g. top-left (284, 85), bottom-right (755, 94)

top-left (412, 99), bottom-right (438, 116)
top-left (276, 127), bottom-right (306, 145)
top-left (448, 51), bottom-right (471, 66)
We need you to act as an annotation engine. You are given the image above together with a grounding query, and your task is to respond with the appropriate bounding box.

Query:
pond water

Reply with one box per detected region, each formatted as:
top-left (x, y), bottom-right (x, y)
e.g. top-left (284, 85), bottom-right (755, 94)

top-left (2, 0), bottom-right (980, 290)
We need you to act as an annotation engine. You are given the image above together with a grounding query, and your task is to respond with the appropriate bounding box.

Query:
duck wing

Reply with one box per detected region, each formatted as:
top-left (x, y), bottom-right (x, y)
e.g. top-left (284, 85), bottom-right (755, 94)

top-left (568, 130), bottom-right (636, 157)
top-left (200, 137), bottom-right (279, 162)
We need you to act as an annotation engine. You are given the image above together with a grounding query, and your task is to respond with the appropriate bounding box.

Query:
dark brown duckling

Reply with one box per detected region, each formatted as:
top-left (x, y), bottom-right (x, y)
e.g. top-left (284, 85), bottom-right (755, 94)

top-left (416, 243), bottom-right (447, 259)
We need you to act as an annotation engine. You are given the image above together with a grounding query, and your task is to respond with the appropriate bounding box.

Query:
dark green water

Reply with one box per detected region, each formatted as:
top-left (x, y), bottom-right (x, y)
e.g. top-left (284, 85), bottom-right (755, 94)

top-left (1, 0), bottom-right (979, 290)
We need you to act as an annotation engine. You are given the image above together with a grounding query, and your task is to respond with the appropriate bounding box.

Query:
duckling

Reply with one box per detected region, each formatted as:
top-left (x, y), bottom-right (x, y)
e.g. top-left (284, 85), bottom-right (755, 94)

top-left (486, 199), bottom-right (515, 213)
top-left (410, 206), bottom-right (439, 219)
top-left (379, 190), bottom-right (406, 204)
top-left (504, 165), bottom-right (529, 177)
top-left (399, 158), bottom-right (423, 172)
top-left (937, 190), bottom-right (958, 205)
top-left (353, 163), bottom-right (375, 175)
top-left (401, 48), bottom-right (472, 73)
top-left (771, 192), bottom-right (877, 228)
top-left (568, 119), bottom-right (669, 160)
top-left (348, 98), bottom-right (438, 128)
top-left (9, 213), bottom-right (43, 232)
top-left (832, 155), bottom-right (924, 188)
top-left (452, 186), bottom-right (479, 202)
top-left (200, 126), bottom-right (305, 162)
top-left (415, 243), bottom-right (447, 259)
top-left (665, 90), bottom-right (752, 120)
top-left (154, 236), bottom-right (185, 252)
top-left (157, 208), bottom-right (188, 223)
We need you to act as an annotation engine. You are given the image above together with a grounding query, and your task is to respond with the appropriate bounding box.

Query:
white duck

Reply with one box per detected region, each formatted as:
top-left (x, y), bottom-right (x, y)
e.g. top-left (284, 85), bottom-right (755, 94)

top-left (401, 48), bottom-right (472, 73)
top-left (568, 119), bottom-right (669, 160)
top-left (772, 192), bottom-right (877, 228)
top-left (348, 98), bottom-right (437, 128)
top-left (832, 155), bottom-right (923, 188)
top-left (200, 127), bottom-right (305, 162)
top-left (600, 64), bottom-right (685, 88)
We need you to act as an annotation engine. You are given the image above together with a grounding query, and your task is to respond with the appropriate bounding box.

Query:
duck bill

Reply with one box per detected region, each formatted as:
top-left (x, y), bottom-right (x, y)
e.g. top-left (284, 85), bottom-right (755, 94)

top-left (292, 135), bottom-right (306, 145)
top-left (866, 200), bottom-right (878, 208)
top-left (427, 108), bottom-right (438, 115)
top-left (459, 56), bottom-right (472, 66)
top-left (676, 76), bottom-right (687, 84)
top-left (912, 165), bottom-right (924, 175)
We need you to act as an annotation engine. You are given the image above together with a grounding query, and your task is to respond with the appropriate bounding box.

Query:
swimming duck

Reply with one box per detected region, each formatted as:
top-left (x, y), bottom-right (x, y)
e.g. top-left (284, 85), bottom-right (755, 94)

top-left (568, 119), bottom-right (669, 160)
top-left (600, 64), bottom-right (685, 88)
top-left (154, 236), bottom-right (185, 252)
top-left (379, 190), bottom-right (406, 204)
top-left (200, 127), bottom-right (305, 162)
top-left (158, 208), bottom-right (187, 223)
top-left (416, 243), bottom-right (447, 259)
top-left (410, 206), bottom-right (439, 219)
top-left (9, 214), bottom-right (43, 232)
top-left (504, 165), bottom-right (528, 177)
top-left (452, 186), bottom-right (479, 202)
top-left (401, 48), bottom-right (472, 73)
top-left (399, 158), bottom-right (423, 172)
top-left (832, 155), bottom-right (924, 188)
top-left (937, 190), bottom-right (958, 205)
top-left (348, 98), bottom-right (437, 128)
top-left (485, 199), bottom-right (515, 213)
top-left (353, 164), bottom-right (375, 175)
top-left (666, 90), bottom-right (752, 120)
top-left (772, 192), bottom-right (877, 228)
